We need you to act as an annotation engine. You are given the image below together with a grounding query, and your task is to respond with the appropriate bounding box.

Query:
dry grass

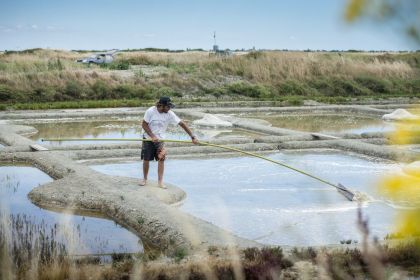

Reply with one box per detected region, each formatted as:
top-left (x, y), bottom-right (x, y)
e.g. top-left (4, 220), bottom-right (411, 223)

top-left (1, 192), bottom-right (419, 280)
top-left (0, 49), bottom-right (418, 106)
top-left (117, 51), bottom-right (416, 81)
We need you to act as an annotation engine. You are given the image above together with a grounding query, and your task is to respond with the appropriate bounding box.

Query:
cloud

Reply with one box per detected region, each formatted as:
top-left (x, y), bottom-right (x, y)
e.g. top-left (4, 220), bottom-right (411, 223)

top-left (133, 33), bottom-right (157, 39)
top-left (0, 26), bottom-right (14, 33)
top-left (0, 24), bottom-right (62, 33)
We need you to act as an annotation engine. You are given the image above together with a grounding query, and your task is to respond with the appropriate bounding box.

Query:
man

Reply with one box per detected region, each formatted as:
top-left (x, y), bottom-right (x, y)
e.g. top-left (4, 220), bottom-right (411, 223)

top-left (140, 96), bottom-right (198, 188)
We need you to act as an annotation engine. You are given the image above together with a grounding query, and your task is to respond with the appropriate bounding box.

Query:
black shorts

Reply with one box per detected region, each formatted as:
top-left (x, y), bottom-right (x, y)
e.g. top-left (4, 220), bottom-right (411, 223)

top-left (141, 140), bottom-right (165, 161)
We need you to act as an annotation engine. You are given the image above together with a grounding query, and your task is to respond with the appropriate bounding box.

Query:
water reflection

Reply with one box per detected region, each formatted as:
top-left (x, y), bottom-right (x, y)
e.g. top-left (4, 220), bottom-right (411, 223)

top-left (236, 113), bottom-right (394, 134)
top-left (0, 166), bottom-right (142, 255)
top-left (90, 152), bottom-right (401, 246)
top-left (27, 118), bottom-right (263, 146)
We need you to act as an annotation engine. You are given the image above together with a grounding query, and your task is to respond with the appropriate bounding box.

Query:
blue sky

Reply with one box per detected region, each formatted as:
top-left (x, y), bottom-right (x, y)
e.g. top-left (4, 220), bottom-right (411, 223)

top-left (0, 0), bottom-right (416, 51)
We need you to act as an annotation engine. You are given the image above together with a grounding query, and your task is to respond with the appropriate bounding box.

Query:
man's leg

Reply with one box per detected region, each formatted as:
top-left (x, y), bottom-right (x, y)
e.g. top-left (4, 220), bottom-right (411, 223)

top-left (140, 140), bottom-right (152, 186)
top-left (158, 160), bottom-right (166, 188)
top-left (157, 143), bottom-right (167, 188)
top-left (140, 160), bottom-right (149, 186)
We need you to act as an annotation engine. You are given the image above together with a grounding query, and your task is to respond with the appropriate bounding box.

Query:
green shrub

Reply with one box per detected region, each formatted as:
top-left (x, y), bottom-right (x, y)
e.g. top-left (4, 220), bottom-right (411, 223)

top-left (332, 79), bottom-right (371, 96)
top-left (314, 95), bottom-right (350, 104)
top-left (28, 87), bottom-right (57, 102)
top-left (278, 80), bottom-right (312, 96)
top-left (286, 96), bottom-right (304, 106)
top-left (112, 84), bottom-right (138, 99)
top-left (111, 84), bottom-right (155, 100)
top-left (0, 85), bottom-right (14, 101)
top-left (91, 80), bottom-right (112, 99)
top-left (355, 76), bottom-right (391, 93)
top-left (64, 80), bottom-right (85, 99)
top-left (173, 247), bottom-right (187, 262)
top-left (4, 48), bottom-right (42, 55)
top-left (226, 82), bottom-right (272, 98)
top-left (108, 61), bottom-right (130, 70)
top-left (407, 79), bottom-right (420, 95)
top-left (309, 78), bottom-right (332, 95)
top-left (139, 86), bottom-right (157, 100)
top-left (206, 87), bottom-right (227, 99)
top-left (309, 78), bottom-right (372, 97)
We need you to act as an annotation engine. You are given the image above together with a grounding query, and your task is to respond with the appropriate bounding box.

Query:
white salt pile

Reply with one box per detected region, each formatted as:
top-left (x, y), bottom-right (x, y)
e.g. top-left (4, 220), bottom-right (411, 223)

top-left (193, 114), bottom-right (233, 127)
top-left (382, 109), bottom-right (418, 121)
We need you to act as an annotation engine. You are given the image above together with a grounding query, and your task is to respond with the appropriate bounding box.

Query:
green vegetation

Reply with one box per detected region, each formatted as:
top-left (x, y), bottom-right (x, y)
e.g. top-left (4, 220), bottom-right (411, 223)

top-left (173, 247), bottom-right (188, 263)
top-left (100, 61), bottom-right (130, 70)
top-left (7, 99), bottom-right (154, 110)
top-left (0, 49), bottom-right (418, 110)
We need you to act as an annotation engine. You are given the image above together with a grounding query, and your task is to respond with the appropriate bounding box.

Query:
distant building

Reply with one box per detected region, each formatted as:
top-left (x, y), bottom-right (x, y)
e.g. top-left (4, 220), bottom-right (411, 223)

top-left (210, 32), bottom-right (232, 57)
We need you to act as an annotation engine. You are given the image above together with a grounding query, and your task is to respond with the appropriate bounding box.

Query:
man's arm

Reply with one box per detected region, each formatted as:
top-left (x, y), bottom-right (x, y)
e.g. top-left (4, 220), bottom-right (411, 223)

top-left (142, 120), bottom-right (159, 142)
top-left (179, 120), bottom-right (199, 144)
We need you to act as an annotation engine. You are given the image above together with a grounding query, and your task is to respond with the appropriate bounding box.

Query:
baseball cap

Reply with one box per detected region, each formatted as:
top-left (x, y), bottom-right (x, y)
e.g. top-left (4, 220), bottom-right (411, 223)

top-left (158, 96), bottom-right (175, 108)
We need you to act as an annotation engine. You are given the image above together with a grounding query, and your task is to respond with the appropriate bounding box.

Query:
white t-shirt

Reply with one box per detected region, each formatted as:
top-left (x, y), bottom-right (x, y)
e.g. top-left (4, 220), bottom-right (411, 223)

top-left (142, 106), bottom-right (181, 139)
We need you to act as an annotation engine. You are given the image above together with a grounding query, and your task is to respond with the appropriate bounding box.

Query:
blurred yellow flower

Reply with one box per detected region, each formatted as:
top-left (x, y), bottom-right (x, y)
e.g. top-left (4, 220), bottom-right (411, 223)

top-left (390, 119), bottom-right (420, 145)
top-left (345, 0), bottom-right (366, 21)
top-left (380, 174), bottom-right (420, 203)
top-left (395, 210), bottom-right (420, 238)
top-left (379, 107), bottom-right (420, 238)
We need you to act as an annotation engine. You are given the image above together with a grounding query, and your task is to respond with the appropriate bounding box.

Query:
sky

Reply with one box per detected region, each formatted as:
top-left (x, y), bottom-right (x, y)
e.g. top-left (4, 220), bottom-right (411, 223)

top-left (0, 0), bottom-right (417, 51)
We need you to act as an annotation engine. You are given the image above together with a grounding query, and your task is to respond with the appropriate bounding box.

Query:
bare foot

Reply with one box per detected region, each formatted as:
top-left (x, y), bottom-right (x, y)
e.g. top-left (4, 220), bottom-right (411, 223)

top-left (158, 183), bottom-right (167, 189)
top-left (139, 179), bottom-right (147, 186)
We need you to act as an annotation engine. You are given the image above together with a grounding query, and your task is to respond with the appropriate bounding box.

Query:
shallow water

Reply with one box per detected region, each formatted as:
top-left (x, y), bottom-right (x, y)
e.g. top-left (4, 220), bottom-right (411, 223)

top-left (0, 166), bottom-right (142, 255)
top-left (27, 118), bottom-right (263, 146)
top-left (90, 151), bottom-right (403, 246)
top-left (235, 113), bottom-right (395, 134)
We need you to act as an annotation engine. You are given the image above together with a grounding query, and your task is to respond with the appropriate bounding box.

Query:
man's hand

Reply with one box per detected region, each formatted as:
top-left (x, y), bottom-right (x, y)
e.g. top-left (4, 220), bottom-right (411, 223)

top-left (143, 121), bottom-right (159, 143)
top-left (179, 121), bottom-right (199, 145)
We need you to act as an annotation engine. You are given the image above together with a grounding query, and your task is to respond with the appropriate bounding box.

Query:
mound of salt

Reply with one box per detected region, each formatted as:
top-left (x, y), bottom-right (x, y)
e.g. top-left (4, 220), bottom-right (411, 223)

top-left (193, 114), bottom-right (233, 127)
top-left (382, 109), bottom-right (418, 121)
